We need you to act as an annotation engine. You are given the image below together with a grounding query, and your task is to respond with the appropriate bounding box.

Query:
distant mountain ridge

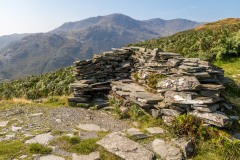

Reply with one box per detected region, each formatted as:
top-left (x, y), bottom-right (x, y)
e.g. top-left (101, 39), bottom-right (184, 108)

top-left (0, 33), bottom-right (30, 50)
top-left (0, 13), bottom-right (203, 80)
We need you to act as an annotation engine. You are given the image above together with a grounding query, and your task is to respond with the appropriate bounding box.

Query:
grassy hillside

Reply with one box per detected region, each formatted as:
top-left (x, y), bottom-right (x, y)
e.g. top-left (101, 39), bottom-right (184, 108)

top-left (0, 67), bottom-right (74, 100)
top-left (132, 18), bottom-right (240, 60)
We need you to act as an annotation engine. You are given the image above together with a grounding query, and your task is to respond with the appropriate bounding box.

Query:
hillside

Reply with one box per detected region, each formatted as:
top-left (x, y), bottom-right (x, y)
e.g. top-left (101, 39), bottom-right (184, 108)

top-left (0, 67), bottom-right (74, 100)
top-left (133, 18), bottom-right (240, 60)
top-left (0, 13), bottom-right (202, 80)
top-left (0, 33), bottom-right (30, 50)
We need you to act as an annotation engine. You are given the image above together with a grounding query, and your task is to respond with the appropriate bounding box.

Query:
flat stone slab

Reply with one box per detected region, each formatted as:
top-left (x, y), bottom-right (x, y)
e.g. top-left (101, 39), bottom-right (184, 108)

top-left (25, 132), bottom-right (53, 145)
top-left (164, 91), bottom-right (217, 105)
top-left (79, 131), bottom-right (98, 140)
top-left (77, 123), bottom-right (107, 132)
top-left (152, 139), bottom-right (183, 160)
top-left (72, 152), bottom-right (100, 160)
top-left (146, 127), bottom-right (166, 134)
top-left (0, 121), bottom-right (9, 127)
top-left (97, 132), bottom-right (154, 160)
top-left (190, 111), bottom-right (230, 127)
top-left (39, 155), bottom-right (65, 160)
top-left (112, 80), bottom-right (163, 107)
top-left (130, 92), bottom-right (164, 104)
top-left (157, 76), bottom-right (201, 93)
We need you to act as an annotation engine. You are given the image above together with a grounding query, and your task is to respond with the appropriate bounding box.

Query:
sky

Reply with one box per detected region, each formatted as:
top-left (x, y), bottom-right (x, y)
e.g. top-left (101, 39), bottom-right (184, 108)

top-left (0, 0), bottom-right (239, 36)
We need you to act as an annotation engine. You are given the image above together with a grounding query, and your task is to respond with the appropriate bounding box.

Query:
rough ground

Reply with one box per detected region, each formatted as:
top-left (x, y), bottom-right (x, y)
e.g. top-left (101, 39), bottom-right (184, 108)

top-left (0, 105), bottom-right (131, 159)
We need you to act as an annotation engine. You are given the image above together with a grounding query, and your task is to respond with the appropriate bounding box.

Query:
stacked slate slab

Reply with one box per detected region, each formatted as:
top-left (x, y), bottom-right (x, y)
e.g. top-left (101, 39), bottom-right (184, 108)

top-left (69, 46), bottom-right (232, 127)
top-left (68, 48), bottom-right (134, 104)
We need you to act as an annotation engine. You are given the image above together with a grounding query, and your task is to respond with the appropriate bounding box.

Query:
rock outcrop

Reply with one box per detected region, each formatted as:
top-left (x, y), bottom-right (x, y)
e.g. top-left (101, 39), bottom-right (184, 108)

top-left (69, 46), bottom-right (232, 127)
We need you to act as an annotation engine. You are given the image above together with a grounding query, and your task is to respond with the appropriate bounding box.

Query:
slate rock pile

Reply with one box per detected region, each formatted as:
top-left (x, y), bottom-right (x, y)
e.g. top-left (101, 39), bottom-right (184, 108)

top-left (68, 48), bottom-right (134, 104)
top-left (69, 46), bottom-right (232, 127)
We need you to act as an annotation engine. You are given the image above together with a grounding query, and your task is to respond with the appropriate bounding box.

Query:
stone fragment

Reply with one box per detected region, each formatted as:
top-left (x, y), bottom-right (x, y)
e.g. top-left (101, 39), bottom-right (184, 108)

top-left (152, 139), bottom-right (183, 160)
top-left (79, 131), bottom-right (98, 140)
top-left (171, 138), bottom-right (194, 158)
top-left (30, 113), bottom-right (43, 117)
top-left (25, 132), bottom-right (53, 145)
top-left (146, 127), bottom-right (166, 134)
top-left (229, 116), bottom-right (239, 121)
top-left (162, 116), bottom-right (174, 126)
top-left (167, 58), bottom-right (182, 67)
top-left (127, 128), bottom-right (148, 140)
top-left (55, 119), bottom-right (61, 123)
top-left (130, 92), bottom-right (164, 104)
top-left (19, 155), bottom-right (27, 159)
top-left (190, 111), bottom-right (230, 127)
top-left (179, 65), bottom-right (205, 73)
top-left (191, 104), bottom-right (219, 112)
top-left (11, 126), bottom-right (22, 132)
top-left (150, 109), bottom-right (161, 118)
top-left (39, 155), bottom-right (65, 160)
top-left (200, 84), bottom-right (225, 90)
top-left (0, 121), bottom-right (8, 127)
top-left (77, 124), bottom-right (107, 132)
top-left (233, 133), bottom-right (240, 140)
top-left (72, 152), bottom-right (100, 160)
top-left (161, 109), bottom-right (181, 117)
top-left (97, 132), bottom-right (154, 160)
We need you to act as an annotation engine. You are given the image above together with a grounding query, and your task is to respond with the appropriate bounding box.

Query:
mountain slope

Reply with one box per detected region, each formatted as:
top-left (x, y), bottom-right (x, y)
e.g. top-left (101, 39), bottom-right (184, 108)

top-left (133, 18), bottom-right (240, 60)
top-left (0, 33), bottom-right (30, 50)
top-left (0, 13), bottom-right (202, 80)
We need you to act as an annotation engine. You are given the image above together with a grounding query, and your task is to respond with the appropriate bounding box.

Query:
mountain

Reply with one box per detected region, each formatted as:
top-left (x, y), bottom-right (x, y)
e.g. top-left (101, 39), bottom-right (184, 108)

top-left (0, 33), bottom-right (30, 50)
top-left (0, 13), bottom-right (202, 80)
top-left (133, 18), bottom-right (240, 60)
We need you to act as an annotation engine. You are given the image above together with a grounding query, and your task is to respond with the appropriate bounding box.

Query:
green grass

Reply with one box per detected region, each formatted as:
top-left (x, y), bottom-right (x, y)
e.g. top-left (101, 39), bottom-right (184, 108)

top-left (0, 67), bottom-right (74, 100)
top-left (50, 136), bottom-right (100, 154)
top-left (72, 138), bottom-right (99, 154)
top-left (0, 140), bottom-right (27, 159)
top-left (29, 143), bottom-right (52, 155)
top-left (193, 137), bottom-right (240, 160)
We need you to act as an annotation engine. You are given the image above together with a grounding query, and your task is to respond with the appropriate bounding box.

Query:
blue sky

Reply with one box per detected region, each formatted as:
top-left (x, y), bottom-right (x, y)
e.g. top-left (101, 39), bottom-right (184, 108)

top-left (0, 0), bottom-right (239, 36)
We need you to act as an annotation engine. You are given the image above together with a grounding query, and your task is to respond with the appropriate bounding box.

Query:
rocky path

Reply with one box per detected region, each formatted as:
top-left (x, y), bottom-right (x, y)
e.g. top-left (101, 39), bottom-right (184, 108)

top-left (0, 105), bottom-right (195, 160)
top-left (0, 105), bottom-right (130, 159)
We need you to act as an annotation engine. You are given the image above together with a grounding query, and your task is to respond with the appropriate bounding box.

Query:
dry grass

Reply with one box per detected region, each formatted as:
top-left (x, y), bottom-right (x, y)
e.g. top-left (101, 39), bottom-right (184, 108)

top-left (12, 98), bottom-right (33, 104)
top-left (195, 18), bottom-right (240, 30)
